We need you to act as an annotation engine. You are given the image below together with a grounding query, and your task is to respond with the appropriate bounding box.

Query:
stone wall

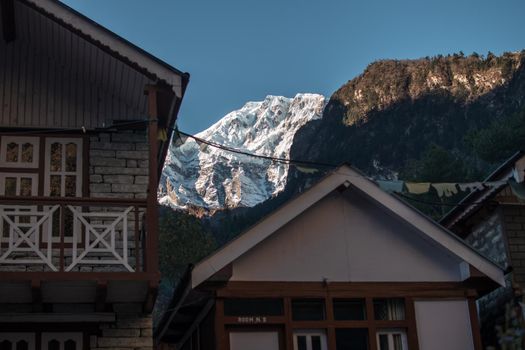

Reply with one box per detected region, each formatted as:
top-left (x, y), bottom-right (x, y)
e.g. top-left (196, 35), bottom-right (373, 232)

top-left (502, 204), bottom-right (525, 286)
top-left (465, 210), bottom-right (509, 269)
top-left (89, 131), bottom-right (149, 199)
top-left (92, 312), bottom-right (153, 350)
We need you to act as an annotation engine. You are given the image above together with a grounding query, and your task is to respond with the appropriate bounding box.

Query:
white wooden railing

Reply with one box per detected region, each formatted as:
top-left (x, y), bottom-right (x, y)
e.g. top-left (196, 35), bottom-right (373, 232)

top-left (0, 198), bottom-right (147, 272)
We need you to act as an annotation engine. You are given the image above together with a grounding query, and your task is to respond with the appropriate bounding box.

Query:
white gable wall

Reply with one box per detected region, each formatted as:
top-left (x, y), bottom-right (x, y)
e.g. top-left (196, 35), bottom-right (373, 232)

top-left (231, 189), bottom-right (463, 282)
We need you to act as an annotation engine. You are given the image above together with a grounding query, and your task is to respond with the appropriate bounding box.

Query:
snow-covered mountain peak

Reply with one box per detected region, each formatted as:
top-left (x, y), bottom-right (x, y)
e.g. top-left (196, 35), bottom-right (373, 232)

top-left (159, 93), bottom-right (326, 212)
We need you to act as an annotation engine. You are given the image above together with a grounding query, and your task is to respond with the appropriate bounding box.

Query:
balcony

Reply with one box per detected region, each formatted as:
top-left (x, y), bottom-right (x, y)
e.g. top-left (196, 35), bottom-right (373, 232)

top-left (0, 197), bottom-right (158, 308)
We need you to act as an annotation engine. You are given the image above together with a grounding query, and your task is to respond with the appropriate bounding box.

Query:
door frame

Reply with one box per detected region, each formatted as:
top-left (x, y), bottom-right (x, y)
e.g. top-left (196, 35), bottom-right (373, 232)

top-left (226, 326), bottom-right (285, 350)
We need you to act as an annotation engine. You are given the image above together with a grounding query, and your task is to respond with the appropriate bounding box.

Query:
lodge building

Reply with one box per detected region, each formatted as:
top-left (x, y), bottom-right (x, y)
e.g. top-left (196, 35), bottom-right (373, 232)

top-left (0, 0), bottom-right (188, 349)
top-left (156, 165), bottom-right (505, 350)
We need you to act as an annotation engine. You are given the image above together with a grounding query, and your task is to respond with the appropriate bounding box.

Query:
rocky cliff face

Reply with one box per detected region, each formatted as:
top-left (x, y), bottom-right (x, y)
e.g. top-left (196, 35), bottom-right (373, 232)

top-left (159, 94), bottom-right (326, 212)
top-left (290, 52), bottom-right (525, 177)
top-left (160, 51), bottom-right (525, 215)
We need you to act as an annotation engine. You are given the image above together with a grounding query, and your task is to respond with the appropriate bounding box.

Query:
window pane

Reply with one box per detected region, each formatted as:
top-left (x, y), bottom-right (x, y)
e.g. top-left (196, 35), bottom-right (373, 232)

top-left (378, 334), bottom-right (389, 350)
top-left (334, 299), bottom-right (366, 320)
top-left (64, 340), bottom-right (76, 350)
top-left (6, 142), bottom-right (18, 162)
top-left (65, 143), bottom-right (77, 172)
top-left (47, 340), bottom-right (59, 350)
top-left (374, 299), bottom-right (405, 320)
top-left (5, 177), bottom-right (17, 196)
top-left (50, 175), bottom-right (61, 197)
top-left (393, 334), bottom-right (403, 350)
top-left (15, 341), bottom-right (28, 350)
top-left (224, 298), bottom-right (284, 316)
top-left (336, 329), bottom-right (369, 350)
top-left (65, 176), bottom-right (77, 197)
top-left (64, 210), bottom-right (74, 238)
top-left (20, 177), bottom-right (33, 197)
top-left (0, 340), bottom-right (12, 350)
top-left (292, 299), bottom-right (325, 321)
top-left (312, 336), bottom-right (321, 350)
top-left (50, 143), bottom-right (62, 171)
top-left (297, 336), bottom-right (307, 350)
top-left (21, 143), bottom-right (34, 163)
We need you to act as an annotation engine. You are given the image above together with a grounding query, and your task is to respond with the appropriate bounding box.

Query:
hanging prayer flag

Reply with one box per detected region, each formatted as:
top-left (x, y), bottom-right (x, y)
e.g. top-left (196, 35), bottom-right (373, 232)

top-left (295, 165), bottom-right (319, 174)
top-left (405, 182), bottom-right (430, 195)
top-left (377, 180), bottom-right (405, 193)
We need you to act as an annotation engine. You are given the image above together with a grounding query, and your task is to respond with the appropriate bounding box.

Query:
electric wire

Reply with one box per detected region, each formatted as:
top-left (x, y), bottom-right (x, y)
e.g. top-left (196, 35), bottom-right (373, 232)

top-left (0, 123), bottom-right (513, 208)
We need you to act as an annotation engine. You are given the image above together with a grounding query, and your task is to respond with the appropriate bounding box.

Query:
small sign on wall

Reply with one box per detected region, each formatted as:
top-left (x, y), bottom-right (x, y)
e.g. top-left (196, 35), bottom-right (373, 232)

top-left (237, 316), bottom-right (268, 324)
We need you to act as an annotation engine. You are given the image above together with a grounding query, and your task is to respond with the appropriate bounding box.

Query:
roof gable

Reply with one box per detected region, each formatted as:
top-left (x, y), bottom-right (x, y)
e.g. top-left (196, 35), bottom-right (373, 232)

top-left (192, 165), bottom-right (505, 288)
top-left (23, 0), bottom-right (187, 97)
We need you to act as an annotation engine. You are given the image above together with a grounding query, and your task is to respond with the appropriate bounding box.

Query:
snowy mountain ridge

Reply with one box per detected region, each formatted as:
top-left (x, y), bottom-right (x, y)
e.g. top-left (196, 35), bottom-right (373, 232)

top-left (159, 93), bottom-right (326, 211)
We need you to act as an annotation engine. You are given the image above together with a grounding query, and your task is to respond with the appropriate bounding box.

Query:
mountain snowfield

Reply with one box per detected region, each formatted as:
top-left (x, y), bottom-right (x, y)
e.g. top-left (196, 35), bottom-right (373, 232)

top-left (159, 93), bottom-right (326, 211)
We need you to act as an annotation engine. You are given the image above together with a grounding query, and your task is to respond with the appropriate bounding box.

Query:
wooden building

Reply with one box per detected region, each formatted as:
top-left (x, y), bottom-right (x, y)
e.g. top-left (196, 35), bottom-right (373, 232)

top-left (156, 165), bottom-right (505, 350)
top-left (440, 151), bottom-right (525, 348)
top-left (0, 0), bottom-right (188, 349)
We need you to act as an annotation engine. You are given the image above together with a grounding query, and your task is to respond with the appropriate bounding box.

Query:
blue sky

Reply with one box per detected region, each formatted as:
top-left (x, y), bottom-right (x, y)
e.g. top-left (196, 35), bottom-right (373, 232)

top-left (61, 0), bottom-right (525, 134)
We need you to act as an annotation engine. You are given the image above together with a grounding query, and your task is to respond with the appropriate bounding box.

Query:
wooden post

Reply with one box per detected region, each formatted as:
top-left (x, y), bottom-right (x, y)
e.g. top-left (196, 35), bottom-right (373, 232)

top-left (145, 85), bottom-right (159, 279)
top-left (467, 291), bottom-right (483, 350)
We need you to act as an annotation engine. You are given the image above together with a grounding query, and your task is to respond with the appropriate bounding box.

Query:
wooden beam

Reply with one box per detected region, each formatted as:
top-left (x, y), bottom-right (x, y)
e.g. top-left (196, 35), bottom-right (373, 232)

top-left (0, 0), bottom-right (16, 43)
top-left (31, 279), bottom-right (42, 312)
top-left (95, 280), bottom-right (108, 312)
top-left (143, 280), bottom-right (159, 313)
top-left (0, 313), bottom-right (115, 323)
top-left (145, 84), bottom-right (159, 278)
top-left (176, 299), bottom-right (214, 349)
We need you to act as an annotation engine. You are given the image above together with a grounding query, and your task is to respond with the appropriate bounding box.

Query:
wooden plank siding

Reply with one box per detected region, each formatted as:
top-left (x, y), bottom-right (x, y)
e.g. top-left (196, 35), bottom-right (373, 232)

top-left (0, 0), bottom-right (154, 130)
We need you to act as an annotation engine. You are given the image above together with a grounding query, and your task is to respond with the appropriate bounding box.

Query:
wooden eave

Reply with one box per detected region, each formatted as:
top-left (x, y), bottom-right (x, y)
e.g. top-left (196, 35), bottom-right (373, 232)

top-left (20, 0), bottom-right (189, 97)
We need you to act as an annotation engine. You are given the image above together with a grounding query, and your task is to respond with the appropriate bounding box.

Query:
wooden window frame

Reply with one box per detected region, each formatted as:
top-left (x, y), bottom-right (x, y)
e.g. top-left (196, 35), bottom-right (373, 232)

top-left (0, 328), bottom-right (88, 350)
top-left (0, 134), bottom-right (89, 248)
top-left (0, 136), bottom-right (40, 169)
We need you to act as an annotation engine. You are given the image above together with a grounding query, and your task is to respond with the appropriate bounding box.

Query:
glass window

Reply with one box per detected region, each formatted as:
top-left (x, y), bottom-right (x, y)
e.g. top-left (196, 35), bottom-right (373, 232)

top-left (373, 299), bottom-right (405, 321)
top-left (335, 329), bottom-right (369, 350)
top-left (292, 299), bottom-right (325, 321)
top-left (333, 299), bottom-right (366, 320)
top-left (224, 298), bottom-right (284, 316)
top-left (6, 143), bottom-right (18, 162)
top-left (376, 329), bottom-right (407, 350)
top-left (21, 143), bottom-right (33, 163)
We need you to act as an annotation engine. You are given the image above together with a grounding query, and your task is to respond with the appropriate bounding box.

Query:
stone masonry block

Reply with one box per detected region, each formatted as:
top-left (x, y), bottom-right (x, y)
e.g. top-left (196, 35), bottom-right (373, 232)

top-left (90, 184), bottom-right (111, 193)
top-left (116, 151), bottom-right (149, 160)
top-left (90, 175), bottom-right (103, 183)
top-left (134, 176), bottom-right (148, 184)
top-left (94, 167), bottom-right (148, 175)
top-left (91, 193), bottom-right (134, 199)
top-left (135, 143), bottom-right (149, 151)
top-left (91, 142), bottom-right (134, 151)
top-left (112, 184), bottom-right (148, 193)
top-left (116, 317), bottom-right (152, 328)
top-left (104, 175), bottom-right (134, 184)
top-left (91, 157), bottom-right (126, 167)
top-left (140, 328), bottom-right (152, 337)
top-left (102, 329), bottom-right (141, 338)
top-left (90, 150), bottom-right (116, 158)
top-left (111, 133), bottom-right (147, 143)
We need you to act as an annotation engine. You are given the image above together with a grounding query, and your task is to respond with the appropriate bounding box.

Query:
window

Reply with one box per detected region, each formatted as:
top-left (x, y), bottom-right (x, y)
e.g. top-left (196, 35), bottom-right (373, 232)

top-left (376, 329), bottom-right (408, 350)
top-left (293, 330), bottom-right (327, 350)
top-left (373, 299), bottom-right (405, 321)
top-left (333, 299), bottom-right (366, 320)
top-left (335, 329), bottom-right (369, 350)
top-left (292, 299), bottom-right (325, 321)
top-left (0, 334), bottom-right (35, 350)
top-left (41, 333), bottom-right (82, 350)
top-left (44, 138), bottom-right (83, 198)
top-left (0, 137), bottom-right (39, 168)
top-left (224, 298), bottom-right (284, 316)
